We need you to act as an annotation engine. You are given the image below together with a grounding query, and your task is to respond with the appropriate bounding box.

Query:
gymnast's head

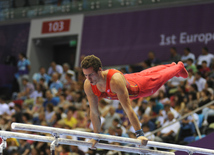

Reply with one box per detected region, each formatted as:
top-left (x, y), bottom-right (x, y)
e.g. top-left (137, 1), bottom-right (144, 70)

top-left (81, 55), bottom-right (102, 73)
top-left (81, 55), bottom-right (102, 85)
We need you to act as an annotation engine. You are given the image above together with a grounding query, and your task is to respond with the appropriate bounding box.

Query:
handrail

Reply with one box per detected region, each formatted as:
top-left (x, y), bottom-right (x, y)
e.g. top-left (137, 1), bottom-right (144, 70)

top-left (146, 100), bottom-right (214, 137)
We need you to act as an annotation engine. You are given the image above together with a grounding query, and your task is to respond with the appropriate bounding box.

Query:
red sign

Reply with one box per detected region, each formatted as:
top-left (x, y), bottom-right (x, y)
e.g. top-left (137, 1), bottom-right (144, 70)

top-left (42, 19), bottom-right (71, 34)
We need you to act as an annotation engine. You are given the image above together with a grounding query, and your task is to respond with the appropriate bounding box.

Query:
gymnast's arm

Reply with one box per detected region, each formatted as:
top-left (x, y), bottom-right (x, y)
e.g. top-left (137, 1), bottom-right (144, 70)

top-left (84, 79), bottom-right (101, 133)
top-left (84, 79), bottom-right (101, 148)
top-left (110, 74), bottom-right (148, 145)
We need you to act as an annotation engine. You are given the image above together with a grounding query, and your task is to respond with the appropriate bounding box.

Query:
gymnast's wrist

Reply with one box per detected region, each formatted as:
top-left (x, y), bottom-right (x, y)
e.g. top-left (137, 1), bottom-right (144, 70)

top-left (135, 129), bottom-right (144, 138)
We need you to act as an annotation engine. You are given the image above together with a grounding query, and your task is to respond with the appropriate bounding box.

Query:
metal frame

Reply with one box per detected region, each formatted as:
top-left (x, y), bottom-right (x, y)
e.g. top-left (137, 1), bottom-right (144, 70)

top-left (0, 131), bottom-right (173, 155)
top-left (11, 123), bottom-right (214, 155)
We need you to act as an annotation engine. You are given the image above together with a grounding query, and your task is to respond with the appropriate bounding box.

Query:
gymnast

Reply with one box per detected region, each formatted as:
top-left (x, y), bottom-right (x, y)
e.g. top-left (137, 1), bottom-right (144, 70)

top-left (81, 55), bottom-right (188, 148)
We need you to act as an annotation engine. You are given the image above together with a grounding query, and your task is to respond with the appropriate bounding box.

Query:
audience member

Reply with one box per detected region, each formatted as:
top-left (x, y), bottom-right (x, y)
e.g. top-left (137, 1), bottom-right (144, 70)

top-left (146, 51), bottom-right (161, 66)
top-left (197, 47), bottom-right (214, 68)
top-left (181, 47), bottom-right (196, 65)
top-left (48, 61), bottom-right (63, 76)
top-left (16, 53), bottom-right (31, 91)
top-left (199, 61), bottom-right (211, 78)
top-left (186, 58), bottom-right (198, 74)
top-left (169, 47), bottom-right (181, 63)
top-left (155, 112), bottom-right (180, 143)
top-left (194, 72), bottom-right (206, 92)
top-left (32, 66), bottom-right (51, 86)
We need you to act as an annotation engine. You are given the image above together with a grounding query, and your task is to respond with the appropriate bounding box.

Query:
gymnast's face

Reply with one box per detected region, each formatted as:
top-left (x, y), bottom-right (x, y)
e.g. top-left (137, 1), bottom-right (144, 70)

top-left (83, 67), bottom-right (100, 85)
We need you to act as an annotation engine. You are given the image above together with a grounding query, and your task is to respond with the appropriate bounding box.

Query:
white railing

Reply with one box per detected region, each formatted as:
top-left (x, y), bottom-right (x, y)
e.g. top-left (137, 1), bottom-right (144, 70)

top-left (11, 123), bottom-right (214, 155)
top-left (0, 130), bottom-right (173, 155)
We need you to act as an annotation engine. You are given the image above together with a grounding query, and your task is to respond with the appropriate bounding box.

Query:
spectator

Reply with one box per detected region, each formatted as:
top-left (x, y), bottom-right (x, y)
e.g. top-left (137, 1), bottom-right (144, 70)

top-left (102, 106), bottom-right (120, 132)
top-left (58, 93), bottom-right (71, 110)
top-left (181, 47), bottom-right (196, 66)
top-left (48, 61), bottom-right (63, 76)
top-left (49, 73), bottom-right (63, 95)
top-left (63, 106), bottom-right (77, 129)
top-left (169, 47), bottom-right (181, 63)
top-left (43, 90), bottom-right (59, 108)
top-left (197, 47), bottom-right (214, 68)
top-left (157, 90), bottom-right (170, 105)
top-left (149, 98), bottom-right (163, 121)
top-left (199, 61), bottom-right (211, 78)
top-left (32, 66), bottom-right (51, 86)
top-left (16, 77), bottom-right (35, 100)
top-left (146, 51), bottom-right (161, 66)
top-left (185, 69), bottom-right (195, 90)
top-left (17, 140), bottom-right (31, 155)
top-left (63, 70), bottom-right (76, 90)
top-left (186, 58), bottom-right (198, 74)
top-left (60, 63), bottom-right (76, 83)
top-left (0, 97), bottom-right (10, 116)
top-left (16, 53), bottom-right (31, 91)
top-left (197, 89), bottom-right (211, 113)
top-left (140, 114), bottom-right (156, 131)
top-left (194, 72), bottom-right (206, 92)
top-left (155, 112), bottom-right (180, 143)
top-left (76, 110), bottom-right (87, 128)
top-left (142, 124), bottom-right (155, 141)
top-left (45, 103), bottom-right (55, 125)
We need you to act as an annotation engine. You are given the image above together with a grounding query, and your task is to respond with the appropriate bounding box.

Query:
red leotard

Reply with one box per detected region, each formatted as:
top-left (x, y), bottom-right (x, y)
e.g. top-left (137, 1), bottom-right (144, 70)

top-left (90, 63), bottom-right (186, 100)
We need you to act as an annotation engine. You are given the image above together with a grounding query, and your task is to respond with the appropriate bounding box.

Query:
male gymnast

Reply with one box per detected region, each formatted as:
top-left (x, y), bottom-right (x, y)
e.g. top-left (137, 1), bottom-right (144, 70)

top-left (81, 55), bottom-right (188, 148)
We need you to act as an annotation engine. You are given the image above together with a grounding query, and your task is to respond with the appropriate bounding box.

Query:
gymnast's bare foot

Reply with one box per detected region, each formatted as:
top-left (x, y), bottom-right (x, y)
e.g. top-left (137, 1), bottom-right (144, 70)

top-left (177, 61), bottom-right (188, 78)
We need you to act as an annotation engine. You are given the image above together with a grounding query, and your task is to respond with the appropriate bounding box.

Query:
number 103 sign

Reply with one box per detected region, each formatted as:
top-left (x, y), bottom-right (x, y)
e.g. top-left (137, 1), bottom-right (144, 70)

top-left (42, 19), bottom-right (71, 34)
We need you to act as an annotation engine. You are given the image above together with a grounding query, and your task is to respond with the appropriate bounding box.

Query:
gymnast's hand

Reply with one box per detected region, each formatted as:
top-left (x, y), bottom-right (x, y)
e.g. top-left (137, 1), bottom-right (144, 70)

top-left (89, 139), bottom-right (99, 149)
top-left (137, 136), bottom-right (148, 146)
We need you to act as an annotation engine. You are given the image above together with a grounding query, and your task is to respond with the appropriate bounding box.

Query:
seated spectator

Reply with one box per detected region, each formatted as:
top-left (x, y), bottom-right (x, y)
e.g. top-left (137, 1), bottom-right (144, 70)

top-left (26, 97), bottom-right (44, 118)
top-left (32, 66), bottom-right (51, 86)
top-left (16, 77), bottom-right (35, 100)
top-left (13, 104), bottom-right (23, 123)
top-left (157, 90), bottom-right (170, 105)
top-left (45, 103), bottom-right (55, 125)
top-left (149, 98), bottom-right (163, 121)
top-left (155, 112), bottom-right (180, 143)
top-left (43, 90), bottom-right (59, 108)
top-left (197, 47), bottom-right (214, 68)
top-left (179, 106), bottom-right (199, 140)
top-left (49, 73), bottom-right (63, 96)
top-left (185, 69), bottom-right (195, 91)
top-left (63, 106), bottom-right (77, 129)
top-left (173, 93), bottom-right (185, 115)
top-left (169, 47), bottom-right (181, 63)
top-left (0, 117), bottom-right (10, 131)
top-left (98, 99), bottom-right (110, 117)
top-left (131, 99), bottom-right (139, 114)
top-left (58, 93), bottom-right (71, 110)
top-left (159, 104), bottom-right (179, 126)
top-left (140, 114), bottom-right (156, 131)
top-left (199, 61), bottom-right (211, 78)
top-left (186, 58), bottom-right (198, 74)
top-left (0, 96), bottom-right (10, 116)
top-left (202, 99), bottom-right (214, 126)
top-left (17, 140), bottom-right (31, 155)
top-left (76, 110), bottom-right (87, 128)
top-left (181, 47), bottom-right (196, 66)
top-left (63, 70), bottom-right (76, 90)
top-left (112, 118), bottom-right (127, 134)
top-left (142, 124), bottom-right (155, 141)
top-left (24, 83), bottom-right (43, 107)
top-left (194, 72), bottom-right (206, 92)
top-left (197, 89), bottom-right (211, 114)
top-left (102, 106), bottom-right (120, 132)
top-left (60, 63), bottom-right (76, 83)
top-left (48, 61), bottom-right (63, 77)
top-left (146, 51), bottom-right (161, 66)
top-left (49, 112), bottom-right (61, 127)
